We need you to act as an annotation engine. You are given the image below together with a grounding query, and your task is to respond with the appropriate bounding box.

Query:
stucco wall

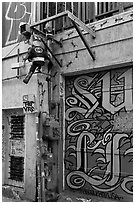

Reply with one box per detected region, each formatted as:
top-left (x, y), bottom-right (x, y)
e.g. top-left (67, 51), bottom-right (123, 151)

top-left (50, 9), bottom-right (133, 202)
top-left (53, 10), bottom-right (133, 75)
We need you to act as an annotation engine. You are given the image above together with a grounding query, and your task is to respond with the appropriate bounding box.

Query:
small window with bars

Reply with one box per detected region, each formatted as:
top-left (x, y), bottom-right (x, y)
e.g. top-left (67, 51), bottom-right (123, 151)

top-left (10, 115), bottom-right (24, 139)
top-left (40, 2), bottom-right (95, 33)
top-left (9, 156), bottom-right (24, 182)
top-left (96, 2), bottom-right (133, 20)
top-left (39, 2), bottom-right (133, 33)
top-left (8, 115), bottom-right (25, 183)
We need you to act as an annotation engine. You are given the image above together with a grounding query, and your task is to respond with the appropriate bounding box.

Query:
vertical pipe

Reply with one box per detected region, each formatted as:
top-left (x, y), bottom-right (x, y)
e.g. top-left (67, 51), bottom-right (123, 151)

top-left (35, 112), bottom-right (42, 202)
top-left (84, 135), bottom-right (87, 173)
top-left (17, 48), bottom-right (19, 77)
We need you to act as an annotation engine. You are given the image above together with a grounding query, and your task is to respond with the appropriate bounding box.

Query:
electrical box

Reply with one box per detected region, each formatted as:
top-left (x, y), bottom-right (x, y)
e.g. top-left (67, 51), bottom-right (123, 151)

top-left (43, 117), bottom-right (60, 140)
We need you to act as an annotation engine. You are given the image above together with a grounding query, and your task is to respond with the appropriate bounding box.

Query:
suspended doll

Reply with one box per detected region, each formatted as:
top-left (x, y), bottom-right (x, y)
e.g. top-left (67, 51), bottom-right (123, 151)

top-left (23, 34), bottom-right (53, 84)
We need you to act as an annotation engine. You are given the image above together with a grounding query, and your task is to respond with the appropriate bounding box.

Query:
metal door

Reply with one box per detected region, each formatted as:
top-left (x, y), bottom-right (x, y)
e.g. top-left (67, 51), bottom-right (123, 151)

top-left (64, 67), bottom-right (133, 201)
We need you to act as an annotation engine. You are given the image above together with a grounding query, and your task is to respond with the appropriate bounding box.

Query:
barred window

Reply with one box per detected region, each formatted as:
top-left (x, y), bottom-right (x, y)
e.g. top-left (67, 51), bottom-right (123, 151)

top-left (40, 2), bottom-right (95, 33)
top-left (40, 2), bottom-right (133, 33)
top-left (8, 115), bottom-right (25, 183)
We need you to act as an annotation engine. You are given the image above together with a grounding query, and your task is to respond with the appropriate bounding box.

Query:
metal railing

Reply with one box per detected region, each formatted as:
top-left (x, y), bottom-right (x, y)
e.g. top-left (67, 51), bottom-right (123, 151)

top-left (40, 2), bottom-right (133, 33)
top-left (96, 2), bottom-right (133, 20)
top-left (40, 2), bottom-right (95, 33)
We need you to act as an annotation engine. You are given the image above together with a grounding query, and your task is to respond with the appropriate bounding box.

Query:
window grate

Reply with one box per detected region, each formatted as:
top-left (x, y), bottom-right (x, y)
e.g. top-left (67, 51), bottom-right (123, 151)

top-left (96, 2), bottom-right (133, 20)
top-left (10, 115), bottom-right (24, 139)
top-left (9, 156), bottom-right (24, 182)
top-left (8, 115), bottom-right (25, 183)
top-left (40, 2), bottom-right (95, 33)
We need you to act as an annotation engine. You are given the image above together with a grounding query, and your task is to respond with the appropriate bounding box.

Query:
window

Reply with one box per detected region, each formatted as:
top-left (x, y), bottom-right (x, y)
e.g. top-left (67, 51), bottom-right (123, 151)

top-left (39, 2), bottom-right (133, 33)
top-left (40, 2), bottom-right (95, 33)
top-left (8, 115), bottom-right (25, 184)
top-left (96, 2), bottom-right (133, 20)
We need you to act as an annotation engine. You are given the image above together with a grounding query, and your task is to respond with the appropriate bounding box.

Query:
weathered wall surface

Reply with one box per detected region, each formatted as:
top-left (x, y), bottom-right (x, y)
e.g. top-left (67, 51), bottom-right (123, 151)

top-left (53, 10), bottom-right (133, 76)
top-left (50, 10), bottom-right (133, 202)
top-left (64, 67), bottom-right (133, 201)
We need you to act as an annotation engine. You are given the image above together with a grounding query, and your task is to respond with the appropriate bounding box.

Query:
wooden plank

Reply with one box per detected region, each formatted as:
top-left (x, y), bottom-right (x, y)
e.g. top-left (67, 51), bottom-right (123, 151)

top-left (31, 11), bottom-right (68, 28)
top-left (67, 11), bottom-right (95, 38)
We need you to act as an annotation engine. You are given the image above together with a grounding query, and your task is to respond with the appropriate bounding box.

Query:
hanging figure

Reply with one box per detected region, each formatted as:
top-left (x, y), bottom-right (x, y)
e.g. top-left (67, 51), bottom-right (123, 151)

top-left (23, 34), bottom-right (53, 84)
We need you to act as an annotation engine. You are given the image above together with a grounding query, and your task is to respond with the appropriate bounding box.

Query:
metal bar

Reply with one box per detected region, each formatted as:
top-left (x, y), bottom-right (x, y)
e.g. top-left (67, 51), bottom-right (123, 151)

top-left (30, 11), bottom-right (68, 28)
top-left (98, 2), bottom-right (102, 15)
top-left (17, 48), bottom-right (20, 77)
top-left (36, 112), bottom-right (42, 202)
top-left (67, 11), bottom-right (95, 38)
top-left (103, 2), bottom-right (106, 13)
top-left (30, 10), bottom-right (95, 38)
top-left (71, 19), bottom-right (95, 60)
top-left (108, 2), bottom-right (111, 12)
top-left (81, 2), bottom-right (85, 22)
top-left (42, 42), bottom-right (62, 67)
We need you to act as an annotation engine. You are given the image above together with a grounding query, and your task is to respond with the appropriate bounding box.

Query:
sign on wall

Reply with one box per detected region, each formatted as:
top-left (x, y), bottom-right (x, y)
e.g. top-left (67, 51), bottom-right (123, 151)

top-left (23, 94), bottom-right (36, 113)
top-left (65, 67), bottom-right (133, 201)
top-left (10, 140), bottom-right (25, 157)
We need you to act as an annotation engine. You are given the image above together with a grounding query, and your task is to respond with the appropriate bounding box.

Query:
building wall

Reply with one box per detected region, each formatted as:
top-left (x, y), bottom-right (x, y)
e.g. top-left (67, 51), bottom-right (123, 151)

top-left (2, 45), bottom-right (49, 201)
top-left (51, 9), bottom-right (133, 201)
top-left (2, 3), bottom-right (133, 201)
top-left (53, 10), bottom-right (133, 75)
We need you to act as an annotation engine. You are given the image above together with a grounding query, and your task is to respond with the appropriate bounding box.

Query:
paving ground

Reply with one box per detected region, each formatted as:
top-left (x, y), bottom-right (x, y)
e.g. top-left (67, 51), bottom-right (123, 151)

top-left (2, 185), bottom-right (124, 202)
top-left (2, 190), bottom-right (118, 202)
top-left (2, 196), bottom-right (28, 202)
top-left (56, 190), bottom-right (116, 202)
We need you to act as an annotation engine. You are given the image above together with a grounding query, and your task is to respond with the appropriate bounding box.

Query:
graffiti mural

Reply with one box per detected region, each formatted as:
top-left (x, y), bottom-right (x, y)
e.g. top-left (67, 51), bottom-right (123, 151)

top-left (2, 2), bottom-right (31, 46)
top-left (65, 67), bottom-right (133, 201)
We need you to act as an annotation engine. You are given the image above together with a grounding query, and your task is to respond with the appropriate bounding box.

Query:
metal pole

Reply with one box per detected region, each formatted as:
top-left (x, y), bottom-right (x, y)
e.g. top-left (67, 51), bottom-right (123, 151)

top-left (36, 112), bottom-right (42, 202)
top-left (41, 38), bottom-right (62, 67)
top-left (17, 48), bottom-right (20, 77)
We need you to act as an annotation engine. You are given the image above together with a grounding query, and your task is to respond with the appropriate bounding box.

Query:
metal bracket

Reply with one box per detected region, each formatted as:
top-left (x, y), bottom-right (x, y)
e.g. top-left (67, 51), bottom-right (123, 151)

top-left (67, 11), bottom-right (95, 38)
top-left (30, 10), bottom-right (96, 61)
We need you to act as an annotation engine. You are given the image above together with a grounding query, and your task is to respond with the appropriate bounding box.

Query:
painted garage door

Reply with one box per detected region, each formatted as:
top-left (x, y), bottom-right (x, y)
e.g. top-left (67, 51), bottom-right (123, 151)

top-left (65, 67), bottom-right (133, 201)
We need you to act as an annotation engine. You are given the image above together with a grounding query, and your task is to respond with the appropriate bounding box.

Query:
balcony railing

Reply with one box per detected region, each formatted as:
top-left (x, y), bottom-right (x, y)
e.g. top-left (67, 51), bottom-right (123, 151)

top-left (40, 2), bottom-right (133, 33)
top-left (96, 2), bottom-right (133, 20)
